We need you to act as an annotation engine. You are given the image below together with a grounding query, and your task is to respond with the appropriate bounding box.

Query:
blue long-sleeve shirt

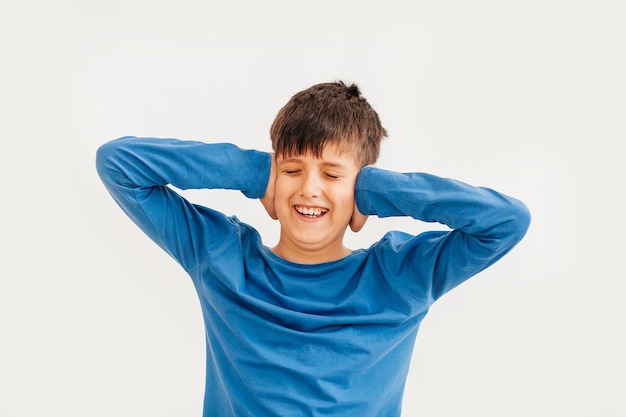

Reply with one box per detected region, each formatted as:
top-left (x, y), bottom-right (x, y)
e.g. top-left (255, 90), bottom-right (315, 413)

top-left (96, 136), bottom-right (530, 416)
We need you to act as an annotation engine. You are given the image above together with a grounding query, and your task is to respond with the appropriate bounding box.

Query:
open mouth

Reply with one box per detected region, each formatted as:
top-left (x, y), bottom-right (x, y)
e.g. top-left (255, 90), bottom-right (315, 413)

top-left (295, 205), bottom-right (329, 218)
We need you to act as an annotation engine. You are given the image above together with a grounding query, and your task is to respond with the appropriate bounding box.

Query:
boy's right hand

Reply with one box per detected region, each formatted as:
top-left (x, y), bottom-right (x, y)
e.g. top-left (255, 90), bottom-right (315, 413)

top-left (260, 153), bottom-right (278, 220)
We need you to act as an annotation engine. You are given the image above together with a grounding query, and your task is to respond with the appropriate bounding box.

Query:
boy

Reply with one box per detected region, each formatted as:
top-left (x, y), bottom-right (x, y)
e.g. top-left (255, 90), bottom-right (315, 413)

top-left (96, 81), bottom-right (530, 416)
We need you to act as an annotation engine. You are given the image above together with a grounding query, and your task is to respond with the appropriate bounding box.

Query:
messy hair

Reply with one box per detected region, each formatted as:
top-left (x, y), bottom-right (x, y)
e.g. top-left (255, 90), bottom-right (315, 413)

top-left (270, 81), bottom-right (387, 167)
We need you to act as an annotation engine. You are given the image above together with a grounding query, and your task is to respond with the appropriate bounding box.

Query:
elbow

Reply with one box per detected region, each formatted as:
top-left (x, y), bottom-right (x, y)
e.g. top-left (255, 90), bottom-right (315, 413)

top-left (503, 198), bottom-right (532, 246)
top-left (95, 136), bottom-right (135, 181)
top-left (95, 141), bottom-right (115, 181)
top-left (471, 199), bottom-right (531, 269)
top-left (515, 199), bottom-right (531, 236)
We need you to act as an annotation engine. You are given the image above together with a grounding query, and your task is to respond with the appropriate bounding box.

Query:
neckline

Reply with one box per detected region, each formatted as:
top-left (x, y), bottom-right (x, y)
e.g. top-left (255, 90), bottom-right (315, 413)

top-left (263, 245), bottom-right (365, 268)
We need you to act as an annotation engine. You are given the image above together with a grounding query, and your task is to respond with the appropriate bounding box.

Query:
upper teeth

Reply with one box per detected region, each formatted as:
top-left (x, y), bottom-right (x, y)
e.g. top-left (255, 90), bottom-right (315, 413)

top-left (297, 206), bottom-right (327, 216)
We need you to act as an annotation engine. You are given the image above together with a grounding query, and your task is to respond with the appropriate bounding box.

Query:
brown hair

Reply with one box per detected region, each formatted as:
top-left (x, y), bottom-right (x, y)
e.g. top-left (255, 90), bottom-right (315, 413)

top-left (270, 81), bottom-right (387, 167)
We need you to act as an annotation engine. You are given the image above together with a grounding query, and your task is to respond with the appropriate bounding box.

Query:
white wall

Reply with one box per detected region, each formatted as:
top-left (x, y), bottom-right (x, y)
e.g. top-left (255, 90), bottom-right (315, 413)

top-left (1, 1), bottom-right (624, 415)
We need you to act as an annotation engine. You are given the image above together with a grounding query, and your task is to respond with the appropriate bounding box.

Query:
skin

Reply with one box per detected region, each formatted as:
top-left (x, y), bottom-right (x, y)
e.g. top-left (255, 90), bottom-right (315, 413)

top-left (260, 143), bottom-right (368, 264)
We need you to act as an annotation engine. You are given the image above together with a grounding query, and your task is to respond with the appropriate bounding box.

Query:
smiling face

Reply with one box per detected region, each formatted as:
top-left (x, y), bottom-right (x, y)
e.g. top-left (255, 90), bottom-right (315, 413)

top-left (272, 142), bottom-right (360, 264)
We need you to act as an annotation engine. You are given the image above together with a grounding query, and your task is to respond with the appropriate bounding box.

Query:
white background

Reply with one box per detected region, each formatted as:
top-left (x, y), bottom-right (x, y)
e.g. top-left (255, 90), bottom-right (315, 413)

top-left (1, 1), bottom-right (624, 416)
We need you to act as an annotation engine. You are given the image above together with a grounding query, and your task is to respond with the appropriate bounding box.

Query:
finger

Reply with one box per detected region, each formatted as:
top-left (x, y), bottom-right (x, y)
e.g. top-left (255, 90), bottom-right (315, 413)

top-left (349, 211), bottom-right (368, 233)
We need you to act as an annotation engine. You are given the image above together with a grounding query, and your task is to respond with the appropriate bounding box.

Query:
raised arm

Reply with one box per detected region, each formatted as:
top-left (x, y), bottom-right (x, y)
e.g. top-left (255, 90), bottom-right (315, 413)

top-left (95, 136), bottom-right (272, 271)
top-left (355, 166), bottom-right (531, 301)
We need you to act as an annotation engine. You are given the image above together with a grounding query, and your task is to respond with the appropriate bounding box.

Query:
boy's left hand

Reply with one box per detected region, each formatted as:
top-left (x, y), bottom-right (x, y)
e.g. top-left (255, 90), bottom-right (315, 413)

top-left (349, 200), bottom-right (368, 232)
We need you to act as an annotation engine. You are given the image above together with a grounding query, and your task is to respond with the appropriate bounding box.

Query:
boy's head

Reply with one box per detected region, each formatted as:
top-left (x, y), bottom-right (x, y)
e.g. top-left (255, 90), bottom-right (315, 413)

top-left (270, 81), bottom-right (387, 168)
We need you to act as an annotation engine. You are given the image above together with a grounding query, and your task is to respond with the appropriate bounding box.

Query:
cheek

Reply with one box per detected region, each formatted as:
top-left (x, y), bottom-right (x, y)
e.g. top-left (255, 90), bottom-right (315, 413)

top-left (273, 180), bottom-right (293, 216)
top-left (331, 188), bottom-right (355, 216)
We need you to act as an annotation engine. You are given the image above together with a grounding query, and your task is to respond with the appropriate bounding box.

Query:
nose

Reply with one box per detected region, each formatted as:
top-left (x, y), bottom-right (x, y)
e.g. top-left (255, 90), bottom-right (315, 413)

top-left (299, 171), bottom-right (321, 198)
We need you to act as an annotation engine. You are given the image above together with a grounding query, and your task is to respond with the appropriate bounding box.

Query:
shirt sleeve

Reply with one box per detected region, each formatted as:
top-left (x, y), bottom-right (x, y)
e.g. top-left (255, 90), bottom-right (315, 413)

top-left (95, 136), bottom-right (272, 272)
top-left (355, 166), bottom-right (531, 302)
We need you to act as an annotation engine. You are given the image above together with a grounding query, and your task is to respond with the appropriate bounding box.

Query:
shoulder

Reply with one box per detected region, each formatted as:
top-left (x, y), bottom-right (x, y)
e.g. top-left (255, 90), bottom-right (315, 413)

top-left (365, 229), bottom-right (450, 301)
top-left (370, 229), bottom-right (448, 253)
top-left (227, 215), bottom-right (266, 252)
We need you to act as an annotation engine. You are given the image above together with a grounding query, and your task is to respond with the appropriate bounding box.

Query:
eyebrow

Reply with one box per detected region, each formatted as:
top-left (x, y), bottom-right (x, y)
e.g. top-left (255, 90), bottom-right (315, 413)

top-left (279, 158), bottom-right (349, 169)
